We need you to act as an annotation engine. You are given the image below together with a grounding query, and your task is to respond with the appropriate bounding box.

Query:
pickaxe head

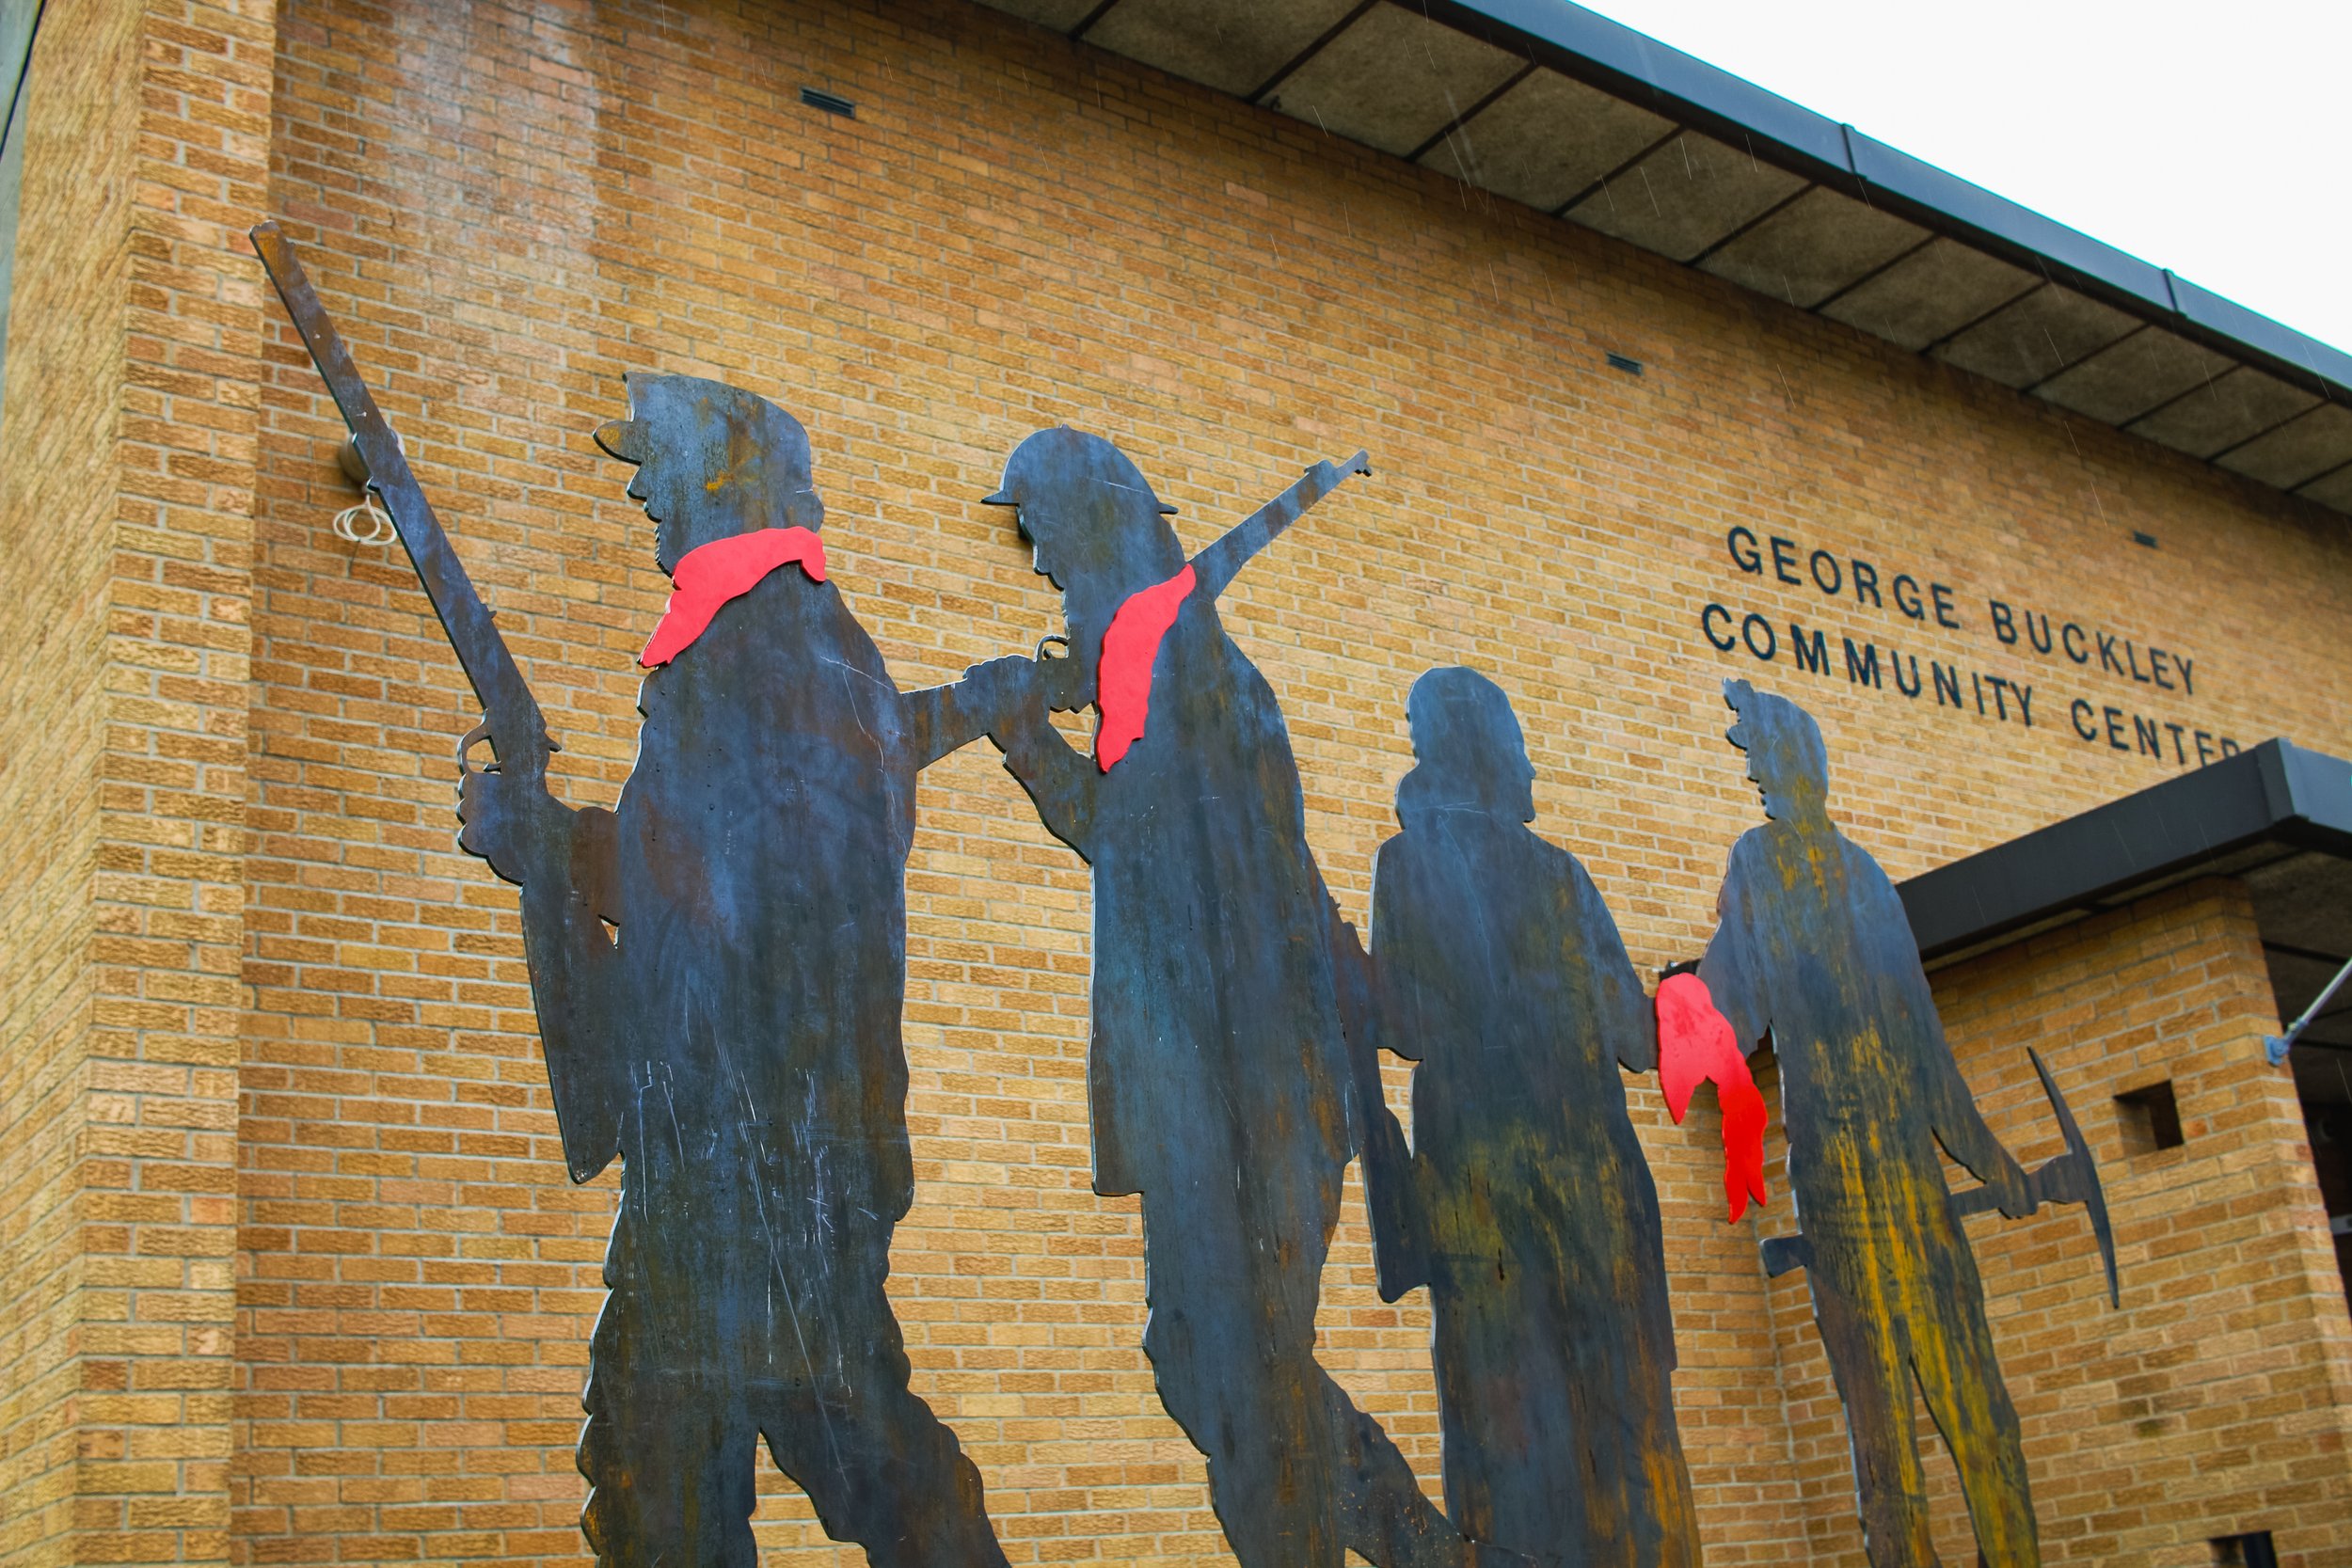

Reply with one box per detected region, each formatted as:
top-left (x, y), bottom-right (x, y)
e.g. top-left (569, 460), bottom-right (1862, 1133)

top-left (2026, 1047), bottom-right (2121, 1310)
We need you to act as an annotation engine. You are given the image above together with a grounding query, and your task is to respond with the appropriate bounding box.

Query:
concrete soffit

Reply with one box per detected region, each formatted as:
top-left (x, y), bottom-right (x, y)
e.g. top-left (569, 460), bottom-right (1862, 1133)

top-left (1896, 738), bottom-right (2352, 1106)
top-left (973, 0), bottom-right (2352, 520)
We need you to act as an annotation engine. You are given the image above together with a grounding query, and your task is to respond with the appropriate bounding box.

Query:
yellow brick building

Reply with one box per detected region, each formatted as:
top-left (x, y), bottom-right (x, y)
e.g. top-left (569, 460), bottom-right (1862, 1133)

top-left (1, 2), bottom-right (2348, 1565)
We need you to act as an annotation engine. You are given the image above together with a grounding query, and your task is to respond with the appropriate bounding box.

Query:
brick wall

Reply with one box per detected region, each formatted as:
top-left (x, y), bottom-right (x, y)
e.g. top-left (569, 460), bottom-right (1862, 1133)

top-left (233, 1), bottom-right (2352, 1562)
top-left (0, 3), bottom-right (146, 1558)
top-left (1, 0), bottom-right (2346, 1562)
top-left (1933, 883), bottom-right (2352, 1566)
top-left (0, 2), bottom-right (277, 1564)
top-left (87, 3), bottom-right (278, 1562)
top-left (1738, 880), bottom-right (2352, 1566)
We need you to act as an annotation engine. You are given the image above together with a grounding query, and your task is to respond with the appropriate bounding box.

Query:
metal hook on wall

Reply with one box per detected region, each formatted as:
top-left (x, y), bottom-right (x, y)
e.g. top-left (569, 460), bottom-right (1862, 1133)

top-left (332, 434), bottom-right (396, 546)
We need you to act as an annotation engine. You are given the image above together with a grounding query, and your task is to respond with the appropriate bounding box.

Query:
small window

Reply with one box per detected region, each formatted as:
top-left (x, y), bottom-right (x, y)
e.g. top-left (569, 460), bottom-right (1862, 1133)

top-left (2117, 1080), bottom-right (2185, 1153)
top-left (2213, 1531), bottom-right (2278, 1568)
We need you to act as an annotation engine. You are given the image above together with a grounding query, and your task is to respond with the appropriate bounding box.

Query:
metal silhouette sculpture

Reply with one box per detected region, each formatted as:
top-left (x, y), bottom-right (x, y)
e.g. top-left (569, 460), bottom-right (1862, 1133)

top-left (255, 217), bottom-right (2136, 1568)
top-left (977, 432), bottom-right (1526, 1568)
top-left (1332, 668), bottom-right (1701, 1568)
top-left (255, 228), bottom-right (1013, 1568)
top-left (1692, 679), bottom-right (2117, 1568)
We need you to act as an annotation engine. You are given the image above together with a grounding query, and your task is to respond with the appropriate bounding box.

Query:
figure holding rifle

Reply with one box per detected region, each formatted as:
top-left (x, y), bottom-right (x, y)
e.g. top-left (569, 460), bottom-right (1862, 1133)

top-left (977, 429), bottom-right (1525, 1568)
top-left (254, 226), bottom-right (1018, 1568)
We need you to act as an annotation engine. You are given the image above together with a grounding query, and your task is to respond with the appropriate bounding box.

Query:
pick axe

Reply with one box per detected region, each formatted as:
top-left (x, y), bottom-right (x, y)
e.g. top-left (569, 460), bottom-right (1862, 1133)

top-left (1759, 1048), bottom-right (2121, 1309)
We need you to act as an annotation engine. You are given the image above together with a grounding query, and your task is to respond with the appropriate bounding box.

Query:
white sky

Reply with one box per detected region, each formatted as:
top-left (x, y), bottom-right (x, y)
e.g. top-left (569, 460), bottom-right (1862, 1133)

top-left (1575, 0), bottom-right (2352, 357)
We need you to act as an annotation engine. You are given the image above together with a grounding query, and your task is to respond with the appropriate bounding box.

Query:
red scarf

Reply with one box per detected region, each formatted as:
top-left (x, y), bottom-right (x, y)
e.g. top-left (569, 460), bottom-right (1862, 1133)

top-left (640, 527), bottom-right (827, 669)
top-left (1094, 563), bottom-right (1195, 771)
top-left (1656, 971), bottom-right (1771, 1223)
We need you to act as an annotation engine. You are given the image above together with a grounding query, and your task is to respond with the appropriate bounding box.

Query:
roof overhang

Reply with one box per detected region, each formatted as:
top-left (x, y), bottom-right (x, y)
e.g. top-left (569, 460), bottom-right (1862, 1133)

top-left (1901, 739), bottom-right (2352, 962)
top-left (977, 0), bottom-right (2352, 517)
top-left (1899, 741), bottom-right (2352, 1075)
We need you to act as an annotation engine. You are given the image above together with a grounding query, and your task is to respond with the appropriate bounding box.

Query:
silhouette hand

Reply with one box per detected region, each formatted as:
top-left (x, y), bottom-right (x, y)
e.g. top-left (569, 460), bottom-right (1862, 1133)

top-left (1038, 646), bottom-right (1090, 714)
top-left (962, 655), bottom-right (1046, 745)
top-left (457, 762), bottom-right (564, 887)
top-left (1994, 1163), bottom-right (2038, 1221)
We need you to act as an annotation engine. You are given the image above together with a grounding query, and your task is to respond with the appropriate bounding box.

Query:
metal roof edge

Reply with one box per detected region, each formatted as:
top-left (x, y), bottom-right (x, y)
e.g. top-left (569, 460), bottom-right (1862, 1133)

top-left (2279, 737), bottom-right (2352, 832)
top-left (1898, 739), bottom-right (2352, 962)
top-left (1417, 0), bottom-right (1851, 173)
top-left (2167, 275), bottom-right (2352, 399)
top-left (1838, 129), bottom-right (2172, 312)
top-left (1422, 0), bottom-right (2352, 405)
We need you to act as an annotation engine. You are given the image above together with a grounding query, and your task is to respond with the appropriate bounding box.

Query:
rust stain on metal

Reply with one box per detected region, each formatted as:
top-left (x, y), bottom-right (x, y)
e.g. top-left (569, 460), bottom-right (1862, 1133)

top-left (1696, 678), bottom-right (2114, 1568)
top-left (1338, 667), bottom-right (1701, 1568)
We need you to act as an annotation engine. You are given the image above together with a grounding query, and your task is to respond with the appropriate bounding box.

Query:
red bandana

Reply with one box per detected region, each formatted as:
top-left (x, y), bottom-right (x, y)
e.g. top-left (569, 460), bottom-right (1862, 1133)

top-left (1656, 971), bottom-right (1771, 1223)
top-left (640, 527), bottom-right (828, 670)
top-left (1094, 563), bottom-right (1195, 771)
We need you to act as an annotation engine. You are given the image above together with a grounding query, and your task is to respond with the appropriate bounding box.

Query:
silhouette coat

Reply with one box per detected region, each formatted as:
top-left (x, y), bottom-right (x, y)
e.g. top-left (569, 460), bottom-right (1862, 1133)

top-left (1695, 680), bottom-right (2038, 1568)
top-left (459, 375), bottom-right (1008, 1568)
top-left (980, 430), bottom-right (1509, 1568)
top-left (1355, 669), bottom-right (1699, 1568)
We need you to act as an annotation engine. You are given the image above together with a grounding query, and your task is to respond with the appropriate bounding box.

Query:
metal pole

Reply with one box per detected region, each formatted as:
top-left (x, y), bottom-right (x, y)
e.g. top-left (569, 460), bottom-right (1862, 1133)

top-left (2265, 952), bottom-right (2352, 1066)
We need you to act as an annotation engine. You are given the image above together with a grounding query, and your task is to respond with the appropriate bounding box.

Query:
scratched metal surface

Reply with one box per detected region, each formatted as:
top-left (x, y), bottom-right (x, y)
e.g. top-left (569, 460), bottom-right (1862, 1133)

top-left (982, 430), bottom-right (1520, 1568)
top-left (1696, 680), bottom-right (2051, 1568)
top-left (1343, 668), bottom-right (1700, 1568)
top-left (261, 214), bottom-right (2118, 1566)
top-left (459, 374), bottom-right (1010, 1566)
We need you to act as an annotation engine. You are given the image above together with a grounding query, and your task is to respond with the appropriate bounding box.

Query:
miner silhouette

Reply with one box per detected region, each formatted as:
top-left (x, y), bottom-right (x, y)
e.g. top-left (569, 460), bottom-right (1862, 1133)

top-left (456, 374), bottom-right (1014, 1568)
top-left (1338, 668), bottom-right (1701, 1568)
top-left (978, 430), bottom-right (1518, 1568)
top-left (1694, 679), bottom-right (2040, 1568)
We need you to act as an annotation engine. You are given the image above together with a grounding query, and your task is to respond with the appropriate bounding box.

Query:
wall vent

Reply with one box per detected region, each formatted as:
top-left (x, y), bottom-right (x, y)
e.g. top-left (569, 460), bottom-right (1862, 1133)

top-left (2212, 1530), bottom-right (2278, 1568)
top-left (2117, 1079), bottom-right (2185, 1152)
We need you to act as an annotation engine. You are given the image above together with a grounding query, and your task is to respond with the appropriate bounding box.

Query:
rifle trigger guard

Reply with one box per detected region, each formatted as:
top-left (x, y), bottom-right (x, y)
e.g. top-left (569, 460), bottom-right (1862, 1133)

top-left (458, 721), bottom-right (499, 776)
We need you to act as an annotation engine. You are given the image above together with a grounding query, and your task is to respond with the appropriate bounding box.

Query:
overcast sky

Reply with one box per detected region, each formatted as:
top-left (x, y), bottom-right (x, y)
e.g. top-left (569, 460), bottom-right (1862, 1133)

top-left (1578, 0), bottom-right (2352, 357)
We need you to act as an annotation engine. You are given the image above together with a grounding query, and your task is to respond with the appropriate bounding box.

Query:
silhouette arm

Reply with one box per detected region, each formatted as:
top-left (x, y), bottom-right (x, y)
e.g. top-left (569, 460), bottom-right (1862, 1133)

top-left (902, 673), bottom-right (1015, 772)
top-left (1573, 860), bottom-right (1657, 1073)
top-left (1695, 845), bottom-right (1772, 1057)
top-left (992, 699), bottom-right (1099, 859)
top-left (1925, 1032), bottom-right (2033, 1214)
top-left (460, 774), bottom-right (627, 1180)
top-left (1359, 849), bottom-right (1435, 1299)
top-left (531, 808), bottom-right (628, 1181)
top-left (1331, 883), bottom-right (1429, 1300)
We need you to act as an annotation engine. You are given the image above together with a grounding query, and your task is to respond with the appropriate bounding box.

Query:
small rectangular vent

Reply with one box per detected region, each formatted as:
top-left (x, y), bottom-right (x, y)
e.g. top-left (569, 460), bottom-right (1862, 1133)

top-left (2116, 1079), bottom-right (2185, 1152)
top-left (2132, 530), bottom-right (2158, 548)
top-left (2212, 1531), bottom-right (2278, 1568)
top-left (801, 87), bottom-right (855, 118)
top-left (1606, 352), bottom-right (1644, 375)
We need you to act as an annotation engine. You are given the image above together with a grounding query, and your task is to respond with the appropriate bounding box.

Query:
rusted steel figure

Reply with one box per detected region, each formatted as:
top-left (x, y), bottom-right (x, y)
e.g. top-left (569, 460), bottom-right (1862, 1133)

top-left (1333, 667), bottom-right (1700, 1568)
top-left (978, 431), bottom-right (1518, 1568)
top-left (1694, 679), bottom-right (2042, 1568)
top-left (458, 375), bottom-right (1014, 1568)
top-left (255, 223), bottom-right (1011, 1566)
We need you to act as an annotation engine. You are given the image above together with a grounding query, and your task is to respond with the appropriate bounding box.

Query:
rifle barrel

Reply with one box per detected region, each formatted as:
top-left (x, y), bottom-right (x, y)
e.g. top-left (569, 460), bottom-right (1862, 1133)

top-left (1190, 450), bottom-right (1372, 602)
top-left (250, 221), bottom-right (549, 774)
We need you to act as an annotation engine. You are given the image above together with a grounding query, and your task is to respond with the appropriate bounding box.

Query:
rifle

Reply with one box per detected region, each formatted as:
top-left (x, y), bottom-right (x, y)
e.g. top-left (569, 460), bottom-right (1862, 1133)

top-left (249, 221), bottom-right (556, 787)
top-left (1190, 450), bottom-right (1372, 601)
top-left (252, 223), bottom-right (619, 1180)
